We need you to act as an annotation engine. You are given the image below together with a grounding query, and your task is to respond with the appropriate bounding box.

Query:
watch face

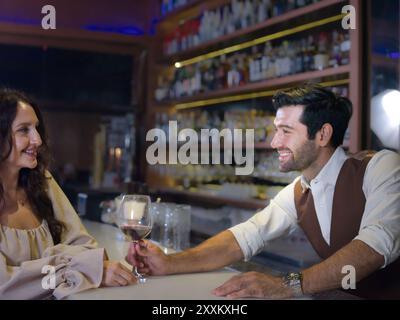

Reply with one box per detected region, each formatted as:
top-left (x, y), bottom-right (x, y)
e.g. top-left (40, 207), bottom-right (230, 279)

top-left (284, 272), bottom-right (303, 297)
top-left (289, 272), bottom-right (302, 281)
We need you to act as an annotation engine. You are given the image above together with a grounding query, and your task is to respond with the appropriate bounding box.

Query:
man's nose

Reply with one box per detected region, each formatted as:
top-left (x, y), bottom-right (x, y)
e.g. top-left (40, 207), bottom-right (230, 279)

top-left (270, 133), bottom-right (281, 149)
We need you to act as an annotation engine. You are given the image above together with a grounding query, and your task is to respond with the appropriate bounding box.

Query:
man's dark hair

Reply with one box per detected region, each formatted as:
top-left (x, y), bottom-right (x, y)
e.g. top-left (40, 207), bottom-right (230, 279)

top-left (272, 84), bottom-right (353, 148)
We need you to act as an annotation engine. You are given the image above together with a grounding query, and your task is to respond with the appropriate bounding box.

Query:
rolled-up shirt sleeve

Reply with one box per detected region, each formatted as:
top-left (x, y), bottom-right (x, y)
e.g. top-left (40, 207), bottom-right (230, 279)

top-left (355, 150), bottom-right (400, 267)
top-left (229, 179), bottom-right (299, 261)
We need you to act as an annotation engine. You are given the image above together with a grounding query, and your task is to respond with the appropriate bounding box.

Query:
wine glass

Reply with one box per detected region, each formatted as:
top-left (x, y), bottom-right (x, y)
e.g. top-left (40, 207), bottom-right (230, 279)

top-left (116, 194), bottom-right (152, 284)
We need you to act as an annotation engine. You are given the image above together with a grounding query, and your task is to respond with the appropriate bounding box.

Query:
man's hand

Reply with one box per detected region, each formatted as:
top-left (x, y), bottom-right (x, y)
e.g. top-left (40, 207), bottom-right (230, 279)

top-left (212, 271), bottom-right (293, 299)
top-left (101, 261), bottom-right (137, 287)
top-left (125, 240), bottom-right (171, 276)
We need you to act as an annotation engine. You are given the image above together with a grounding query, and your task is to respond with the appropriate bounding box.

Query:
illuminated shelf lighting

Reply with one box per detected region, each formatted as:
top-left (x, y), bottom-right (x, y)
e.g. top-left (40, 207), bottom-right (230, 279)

top-left (174, 14), bottom-right (345, 68)
top-left (175, 78), bottom-right (349, 110)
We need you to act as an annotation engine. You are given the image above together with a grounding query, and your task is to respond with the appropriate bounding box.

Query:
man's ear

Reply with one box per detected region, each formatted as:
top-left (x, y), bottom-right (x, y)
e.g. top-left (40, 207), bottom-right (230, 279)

top-left (317, 123), bottom-right (333, 147)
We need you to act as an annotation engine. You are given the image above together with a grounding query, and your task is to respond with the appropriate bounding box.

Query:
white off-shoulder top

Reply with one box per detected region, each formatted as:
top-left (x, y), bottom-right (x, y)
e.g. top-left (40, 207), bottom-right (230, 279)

top-left (0, 172), bottom-right (104, 300)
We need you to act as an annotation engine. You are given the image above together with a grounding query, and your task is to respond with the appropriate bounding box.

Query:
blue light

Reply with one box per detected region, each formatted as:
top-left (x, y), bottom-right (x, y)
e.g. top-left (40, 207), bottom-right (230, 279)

top-left (0, 16), bottom-right (38, 25)
top-left (388, 52), bottom-right (400, 59)
top-left (84, 25), bottom-right (145, 36)
top-left (149, 18), bottom-right (160, 36)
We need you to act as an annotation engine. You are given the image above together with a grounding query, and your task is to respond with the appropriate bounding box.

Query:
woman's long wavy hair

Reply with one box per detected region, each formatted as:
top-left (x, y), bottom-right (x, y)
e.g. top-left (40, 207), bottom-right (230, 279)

top-left (0, 88), bottom-right (64, 243)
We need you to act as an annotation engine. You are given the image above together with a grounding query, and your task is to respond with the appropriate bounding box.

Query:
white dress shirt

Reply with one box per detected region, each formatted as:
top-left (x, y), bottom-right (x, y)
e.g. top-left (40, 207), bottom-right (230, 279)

top-left (229, 147), bottom-right (400, 267)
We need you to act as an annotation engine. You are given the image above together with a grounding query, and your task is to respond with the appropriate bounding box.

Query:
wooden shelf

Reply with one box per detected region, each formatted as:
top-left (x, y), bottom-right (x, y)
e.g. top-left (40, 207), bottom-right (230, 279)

top-left (163, 0), bottom-right (346, 62)
top-left (154, 186), bottom-right (269, 210)
top-left (157, 65), bottom-right (350, 108)
top-left (159, 0), bottom-right (231, 29)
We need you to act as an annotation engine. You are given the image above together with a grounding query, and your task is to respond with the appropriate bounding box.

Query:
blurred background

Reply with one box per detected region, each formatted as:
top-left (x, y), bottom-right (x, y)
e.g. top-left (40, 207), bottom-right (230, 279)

top-left (0, 0), bottom-right (398, 270)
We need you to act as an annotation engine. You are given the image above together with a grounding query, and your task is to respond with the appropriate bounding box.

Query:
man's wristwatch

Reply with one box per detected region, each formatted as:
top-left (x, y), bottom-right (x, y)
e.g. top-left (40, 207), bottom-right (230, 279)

top-left (282, 272), bottom-right (303, 297)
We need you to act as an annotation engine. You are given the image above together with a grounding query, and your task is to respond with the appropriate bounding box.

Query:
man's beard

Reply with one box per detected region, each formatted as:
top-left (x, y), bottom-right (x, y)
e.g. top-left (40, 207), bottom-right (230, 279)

top-left (279, 140), bottom-right (318, 172)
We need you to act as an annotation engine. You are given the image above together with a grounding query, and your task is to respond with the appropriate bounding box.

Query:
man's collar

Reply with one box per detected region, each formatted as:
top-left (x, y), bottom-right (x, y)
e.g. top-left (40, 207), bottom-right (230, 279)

top-left (300, 147), bottom-right (348, 192)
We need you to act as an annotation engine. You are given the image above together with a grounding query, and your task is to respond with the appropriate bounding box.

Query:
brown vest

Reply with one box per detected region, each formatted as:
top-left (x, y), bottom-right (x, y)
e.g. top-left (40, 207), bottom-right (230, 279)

top-left (294, 156), bottom-right (400, 299)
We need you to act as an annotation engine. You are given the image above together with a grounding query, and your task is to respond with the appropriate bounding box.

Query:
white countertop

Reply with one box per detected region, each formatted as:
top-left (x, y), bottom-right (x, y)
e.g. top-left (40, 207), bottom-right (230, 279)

top-left (68, 220), bottom-right (356, 300)
top-left (68, 220), bottom-right (240, 300)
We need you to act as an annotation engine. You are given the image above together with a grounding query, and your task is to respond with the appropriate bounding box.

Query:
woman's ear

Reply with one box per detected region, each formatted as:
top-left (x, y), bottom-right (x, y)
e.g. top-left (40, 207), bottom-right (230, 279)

top-left (317, 123), bottom-right (333, 147)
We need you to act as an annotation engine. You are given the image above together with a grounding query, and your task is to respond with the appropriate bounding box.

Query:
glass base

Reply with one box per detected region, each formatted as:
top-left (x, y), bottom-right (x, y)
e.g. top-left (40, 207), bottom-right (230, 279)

top-left (134, 266), bottom-right (147, 284)
top-left (137, 276), bottom-right (147, 284)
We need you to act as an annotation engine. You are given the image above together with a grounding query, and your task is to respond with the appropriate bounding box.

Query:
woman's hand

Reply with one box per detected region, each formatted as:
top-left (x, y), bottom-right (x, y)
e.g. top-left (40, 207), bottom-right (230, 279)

top-left (101, 260), bottom-right (137, 287)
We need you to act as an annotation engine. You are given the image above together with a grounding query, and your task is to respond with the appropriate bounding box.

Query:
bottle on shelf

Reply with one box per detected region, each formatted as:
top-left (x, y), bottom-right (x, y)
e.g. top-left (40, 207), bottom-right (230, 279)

top-left (314, 32), bottom-right (329, 71)
top-left (340, 32), bottom-right (351, 65)
top-left (329, 30), bottom-right (342, 68)
top-left (155, 28), bottom-right (350, 101)
top-left (161, 0), bottom-right (322, 55)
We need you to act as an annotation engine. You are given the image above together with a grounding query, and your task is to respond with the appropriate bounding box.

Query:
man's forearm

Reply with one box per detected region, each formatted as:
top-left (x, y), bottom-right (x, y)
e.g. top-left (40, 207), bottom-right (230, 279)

top-left (169, 230), bottom-right (244, 274)
top-left (302, 240), bottom-right (385, 294)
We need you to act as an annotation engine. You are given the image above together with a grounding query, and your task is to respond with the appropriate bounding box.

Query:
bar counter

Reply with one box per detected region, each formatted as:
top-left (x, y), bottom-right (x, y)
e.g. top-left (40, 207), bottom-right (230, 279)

top-left (67, 220), bottom-right (357, 300)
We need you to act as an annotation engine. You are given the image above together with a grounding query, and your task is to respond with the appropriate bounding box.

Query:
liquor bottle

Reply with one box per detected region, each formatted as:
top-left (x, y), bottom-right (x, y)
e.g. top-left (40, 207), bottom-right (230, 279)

top-left (273, 0), bottom-right (285, 16)
top-left (261, 41), bottom-right (272, 79)
top-left (212, 8), bottom-right (222, 39)
top-left (225, 5), bottom-right (235, 34)
top-left (237, 55), bottom-right (248, 85)
top-left (241, 0), bottom-right (252, 29)
top-left (261, 42), bottom-right (270, 80)
top-left (306, 34), bottom-right (317, 71)
top-left (232, 0), bottom-right (243, 31)
top-left (210, 60), bottom-right (219, 90)
top-left (220, 5), bottom-right (229, 35)
top-left (249, 45), bottom-right (261, 82)
top-left (265, 0), bottom-right (272, 19)
top-left (227, 58), bottom-right (240, 87)
top-left (216, 56), bottom-right (225, 90)
top-left (209, 60), bottom-right (217, 92)
top-left (299, 37), bottom-right (307, 72)
top-left (275, 43), bottom-right (284, 77)
top-left (296, 0), bottom-right (306, 8)
top-left (340, 32), bottom-right (351, 65)
top-left (265, 42), bottom-right (276, 79)
top-left (294, 39), bottom-right (304, 73)
top-left (281, 40), bottom-right (292, 76)
top-left (186, 65), bottom-right (195, 96)
top-left (191, 18), bottom-right (201, 48)
top-left (329, 30), bottom-right (342, 68)
top-left (314, 32), bottom-right (329, 70)
top-left (257, 0), bottom-right (268, 23)
top-left (287, 0), bottom-right (296, 11)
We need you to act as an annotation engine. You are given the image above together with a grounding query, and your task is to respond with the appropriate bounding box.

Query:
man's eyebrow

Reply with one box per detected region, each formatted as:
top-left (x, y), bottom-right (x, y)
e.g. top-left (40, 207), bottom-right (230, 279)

top-left (274, 124), bottom-right (295, 130)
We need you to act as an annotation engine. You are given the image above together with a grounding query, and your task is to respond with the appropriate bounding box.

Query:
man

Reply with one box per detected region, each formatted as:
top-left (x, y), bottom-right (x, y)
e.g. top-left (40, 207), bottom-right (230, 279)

top-left (127, 84), bottom-right (400, 299)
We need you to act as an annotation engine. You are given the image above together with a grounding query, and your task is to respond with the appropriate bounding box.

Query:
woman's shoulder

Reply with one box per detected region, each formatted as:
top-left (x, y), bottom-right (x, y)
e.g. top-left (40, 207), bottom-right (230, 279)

top-left (44, 170), bottom-right (53, 179)
top-left (43, 170), bottom-right (65, 199)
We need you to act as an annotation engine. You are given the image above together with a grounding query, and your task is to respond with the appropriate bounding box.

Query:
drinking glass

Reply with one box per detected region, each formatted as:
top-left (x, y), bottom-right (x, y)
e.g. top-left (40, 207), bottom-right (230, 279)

top-left (116, 194), bottom-right (152, 283)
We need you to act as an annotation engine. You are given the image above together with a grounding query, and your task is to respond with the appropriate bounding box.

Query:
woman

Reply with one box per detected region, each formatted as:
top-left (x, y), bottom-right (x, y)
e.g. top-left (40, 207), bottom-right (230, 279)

top-left (0, 88), bottom-right (136, 299)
